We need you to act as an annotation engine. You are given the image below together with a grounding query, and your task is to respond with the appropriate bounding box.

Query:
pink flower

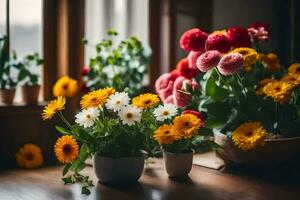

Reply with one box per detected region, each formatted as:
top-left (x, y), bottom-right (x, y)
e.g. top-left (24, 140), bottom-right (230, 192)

top-left (187, 51), bottom-right (202, 69)
top-left (227, 27), bottom-right (251, 48)
top-left (217, 53), bottom-right (243, 76)
top-left (173, 76), bottom-right (192, 107)
top-left (179, 28), bottom-right (208, 52)
top-left (176, 58), bottom-right (199, 79)
top-left (248, 22), bottom-right (270, 43)
top-left (81, 66), bottom-right (90, 76)
top-left (205, 34), bottom-right (231, 53)
top-left (165, 95), bottom-right (174, 104)
top-left (155, 73), bottom-right (174, 101)
top-left (196, 50), bottom-right (222, 72)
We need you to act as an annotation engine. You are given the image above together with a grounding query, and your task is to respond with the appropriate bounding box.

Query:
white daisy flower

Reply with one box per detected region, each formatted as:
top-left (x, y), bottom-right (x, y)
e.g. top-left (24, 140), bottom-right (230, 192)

top-left (153, 103), bottom-right (178, 121)
top-left (118, 106), bottom-right (142, 126)
top-left (75, 107), bottom-right (100, 128)
top-left (106, 92), bottom-right (130, 112)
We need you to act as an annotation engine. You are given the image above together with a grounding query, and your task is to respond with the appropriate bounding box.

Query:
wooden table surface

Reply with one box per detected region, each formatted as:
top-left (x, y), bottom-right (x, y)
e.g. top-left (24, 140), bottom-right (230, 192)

top-left (0, 159), bottom-right (299, 200)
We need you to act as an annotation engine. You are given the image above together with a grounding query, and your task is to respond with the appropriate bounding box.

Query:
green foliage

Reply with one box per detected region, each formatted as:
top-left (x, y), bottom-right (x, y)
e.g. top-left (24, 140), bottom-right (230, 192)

top-left (84, 29), bottom-right (151, 96)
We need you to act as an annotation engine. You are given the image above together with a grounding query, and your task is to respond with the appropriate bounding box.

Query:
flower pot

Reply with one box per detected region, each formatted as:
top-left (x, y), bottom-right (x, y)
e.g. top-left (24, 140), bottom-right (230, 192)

top-left (163, 151), bottom-right (193, 177)
top-left (93, 155), bottom-right (144, 184)
top-left (214, 132), bottom-right (300, 166)
top-left (21, 85), bottom-right (40, 104)
top-left (0, 88), bottom-right (16, 104)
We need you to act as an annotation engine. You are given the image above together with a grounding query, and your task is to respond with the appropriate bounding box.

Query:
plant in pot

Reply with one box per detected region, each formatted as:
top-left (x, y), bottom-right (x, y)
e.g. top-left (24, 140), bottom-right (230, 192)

top-left (42, 88), bottom-right (174, 194)
top-left (82, 29), bottom-right (151, 96)
top-left (18, 53), bottom-right (43, 104)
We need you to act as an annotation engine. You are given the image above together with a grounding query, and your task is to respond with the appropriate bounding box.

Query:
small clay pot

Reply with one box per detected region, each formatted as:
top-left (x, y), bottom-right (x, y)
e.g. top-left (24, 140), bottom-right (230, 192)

top-left (0, 88), bottom-right (16, 104)
top-left (21, 85), bottom-right (40, 104)
top-left (163, 151), bottom-right (193, 177)
top-left (93, 155), bottom-right (144, 184)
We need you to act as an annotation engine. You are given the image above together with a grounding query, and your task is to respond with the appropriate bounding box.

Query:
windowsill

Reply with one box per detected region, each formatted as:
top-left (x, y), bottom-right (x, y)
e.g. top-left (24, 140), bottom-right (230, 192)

top-left (0, 101), bottom-right (47, 116)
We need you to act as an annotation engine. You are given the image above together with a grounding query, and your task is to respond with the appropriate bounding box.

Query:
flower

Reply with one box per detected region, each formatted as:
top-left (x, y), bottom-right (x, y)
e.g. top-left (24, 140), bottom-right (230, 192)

top-left (217, 53), bottom-right (243, 76)
top-left (80, 87), bottom-right (115, 109)
top-left (179, 28), bottom-right (208, 52)
top-left (182, 110), bottom-right (205, 124)
top-left (169, 69), bottom-right (181, 81)
top-left (16, 144), bottom-right (43, 169)
top-left (288, 63), bottom-right (300, 74)
top-left (81, 66), bottom-right (90, 76)
top-left (173, 114), bottom-right (203, 139)
top-left (212, 29), bottom-right (227, 35)
top-left (53, 76), bottom-right (79, 97)
top-left (260, 53), bottom-right (281, 71)
top-left (263, 81), bottom-right (293, 103)
top-left (227, 26), bottom-right (251, 47)
top-left (42, 96), bottom-right (66, 120)
top-left (75, 107), bottom-right (100, 128)
top-left (54, 135), bottom-right (79, 164)
top-left (132, 93), bottom-right (160, 109)
top-left (173, 76), bottom-right (192, 107)
top-left (281, 74), bottom-right (300, 87)
top-left (106, 92), bottom-right (130, 112)
top-left (187, 51), bottom-right (202, 69)
top-left (232, 122), bottom-right (267, 151)
top-left (118, 105), bottom-right (142, 126)
top-left (154, 124), bottom-right (180, 145)
top-left (205, 34), bottom-right (231, 53)
top-left (230, 47), bottom-right (259, 72)
top-left (248, 22), bottom-right (270, 43)
top-left (256, 78), bottom-right (276, 95)
top-left (196, 50), bottom-right (222, 72)
top-left (153, 104), bottom-right (178, 121)
top-left (155, 73), bottom-right (174, 101)
top-left (176, 58), bottom-right (199, 79)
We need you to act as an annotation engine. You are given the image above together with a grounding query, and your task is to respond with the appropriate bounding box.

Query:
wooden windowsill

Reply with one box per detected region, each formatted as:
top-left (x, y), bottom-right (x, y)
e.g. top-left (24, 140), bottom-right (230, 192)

top-left (0, 102), bottom-right (47, 116)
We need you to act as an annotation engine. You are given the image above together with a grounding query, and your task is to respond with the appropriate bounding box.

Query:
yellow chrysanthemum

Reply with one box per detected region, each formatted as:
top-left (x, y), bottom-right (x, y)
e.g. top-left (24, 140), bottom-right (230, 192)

top-left (281, 73), bottom-right (300, 87)
top-left (262, 81), bottom-right (293, 103)
top-left (42, 96), bottom-right (66, 120)
top-left (53, 76), bottom-right (79, 97)
top-left (212, 29), bottom-right (227, 35)
top-left (132, 93), bottom-right (160, 109)
top-left (154, 124), bottom-right (180, 145)
top-left (256, 78), bottom-right (276, 95)
top-left (288, 63), bottom-right (300, 74)
top-left (16, 144), bottom-right (43, 169)
top-left (231, 47), bottom-right (259, 72)
top-left (259, 53), bottom-right (281, 71)
top-left (80, 87), bottom-right (115, 109)
top-left (232, 122), bottom-right (267, 151)
top-left (173, 114), bottom-right (203, 139)
top-left (54, 135), bottom-right (79, 164)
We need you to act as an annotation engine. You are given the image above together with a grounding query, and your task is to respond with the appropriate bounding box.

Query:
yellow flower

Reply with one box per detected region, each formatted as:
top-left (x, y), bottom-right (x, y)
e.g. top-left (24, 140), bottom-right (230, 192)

top-left (173, 114), bottom-right (203, 139)
top-left (53, 76), bottom-right (79, 97)
top-left (54, 135), bottom-right (79, 164)
top-left (231, 48), bottom-right (259, 72)
top-left (16, 144), bottom-right (43, 169)
top-left (154, 124), bottom-right (180, 145)
top-left (262, 81), bottom-right (293, 103)
top-left (132, 93), bottom-right (160, 109)
top-left (288, 63), bottom-right (300, 74)
top-left (281, 73), bottom-right (300, 87)
top-left (259, 53), bottom-right (281, 71)
top-left (232, 122), bottom-right (267, 151)
top-left (256, 78), bottom-right (276, 95)
top-left (80, 87), bottom-right (115, 109)
top-left (212, 29), bottom-right (227, 35)
top-left (42, 96), bottom-right (66, 120)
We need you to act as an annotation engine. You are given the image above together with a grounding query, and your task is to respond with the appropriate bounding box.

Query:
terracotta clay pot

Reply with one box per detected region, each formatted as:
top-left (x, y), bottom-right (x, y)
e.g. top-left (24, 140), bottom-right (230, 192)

top-left (214, 132), bottom-right (300, 166)
top-left (0, 88), bottom-right (16, 104)
top-left (93, 155), bottom-right (144, 184)
top-left (163, 151), bottom-right (193, 177)
top-left (21, 85), bottom-right (40, 104)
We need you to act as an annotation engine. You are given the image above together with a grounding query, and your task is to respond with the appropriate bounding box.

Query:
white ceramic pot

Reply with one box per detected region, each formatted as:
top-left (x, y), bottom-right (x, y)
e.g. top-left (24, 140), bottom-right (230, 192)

top-left (93, 155), bottom-right (144, 184)
top-left (163, 151), bottom-right (193, 177)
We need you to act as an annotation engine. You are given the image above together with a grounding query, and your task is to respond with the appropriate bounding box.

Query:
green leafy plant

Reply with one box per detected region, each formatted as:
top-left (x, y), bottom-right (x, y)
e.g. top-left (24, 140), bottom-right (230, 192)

top-left (18, 53), bottom-right (43, 85)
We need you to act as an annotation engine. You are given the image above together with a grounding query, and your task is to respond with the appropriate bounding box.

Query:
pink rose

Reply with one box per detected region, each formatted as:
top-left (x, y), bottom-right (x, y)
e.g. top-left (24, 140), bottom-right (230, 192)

top-left (217, 53), bottom-right (243, 76)
top-left (155, 73), bottom-right (174, 101)
top-left (165, 95), bottom-right (174, 104)
top-left (187, 51), bottom-right (202, 69)
top-left (196, 50), bottom-right (222, 72)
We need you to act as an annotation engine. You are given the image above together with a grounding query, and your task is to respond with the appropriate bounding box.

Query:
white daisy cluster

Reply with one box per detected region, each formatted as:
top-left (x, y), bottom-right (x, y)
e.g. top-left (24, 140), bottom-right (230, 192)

top-left (105, 92), bottom-right (130, 112)
top-left (153, 104), bottom-right (178, 121)
top-left (75, 107), bottom-right (100, 128)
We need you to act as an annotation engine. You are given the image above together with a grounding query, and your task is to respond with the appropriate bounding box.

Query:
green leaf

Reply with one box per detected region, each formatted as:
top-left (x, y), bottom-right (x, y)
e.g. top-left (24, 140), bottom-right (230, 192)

top-left (63, 163), bottom-right (72, 176)
top-left (55, 126), bottom-right (71, 135)
top-left (205, 76), bottom-right (229, 101)
top-left (81, 186), bottom-right (91, 195)
top-left (199, 127), bottom-right (214, 136)
top-left (70, 159), bottom-right (86, 173)
top-left (79, 143), bottom-right (90, 159)
top-left (62, 176), bottom-right (74, 184)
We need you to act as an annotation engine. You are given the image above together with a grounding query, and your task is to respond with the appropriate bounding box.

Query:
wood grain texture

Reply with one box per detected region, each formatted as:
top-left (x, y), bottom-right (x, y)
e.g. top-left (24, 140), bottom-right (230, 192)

top-left (0, 159), bottom-right (299, 200)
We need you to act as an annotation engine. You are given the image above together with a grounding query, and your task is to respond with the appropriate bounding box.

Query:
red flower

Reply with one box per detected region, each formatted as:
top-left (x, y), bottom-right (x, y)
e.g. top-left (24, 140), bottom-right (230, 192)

top-left (249, 22), bottom-right (270, 33)
top-left (179, 28), bottom-right (208, 52)
top-left (81, 66), bottom-right (90, 76)
top-left (169, 69), bottom-right (180, 81)
top-left (182, 110), bottom-right (205, 125)
top-left (227, 27), bottom-right (251, 48)
top-left (205, 34), bottom-right (231, 53)
top-left (176, 58), bottom-right (199, 79)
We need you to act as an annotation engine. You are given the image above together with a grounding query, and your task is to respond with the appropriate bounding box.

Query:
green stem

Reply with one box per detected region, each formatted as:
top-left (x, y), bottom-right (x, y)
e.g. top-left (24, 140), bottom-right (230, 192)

top-left (59, 111), bottom-right (72, 129)
top-left (214, 68), bottom-right (230, 90)
top-left (235, 73), bottom-right (247, 97)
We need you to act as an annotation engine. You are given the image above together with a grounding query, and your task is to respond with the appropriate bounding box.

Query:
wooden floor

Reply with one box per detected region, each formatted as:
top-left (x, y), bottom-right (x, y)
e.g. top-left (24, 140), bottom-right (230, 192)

top-left (0, 159), bottom-right (299, 200)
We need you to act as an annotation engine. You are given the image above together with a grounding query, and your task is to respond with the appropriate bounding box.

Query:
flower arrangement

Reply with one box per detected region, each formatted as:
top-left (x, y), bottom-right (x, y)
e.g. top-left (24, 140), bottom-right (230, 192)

top-left (156, 22), bottom-right (300, 152)
top-left (82, 29), bottom-right (151, 96)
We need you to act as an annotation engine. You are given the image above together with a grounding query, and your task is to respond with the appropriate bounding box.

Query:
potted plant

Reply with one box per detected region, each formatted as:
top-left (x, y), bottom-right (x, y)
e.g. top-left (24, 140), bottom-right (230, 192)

top-left (18, 53), bottom-right (43, 104)
top-left (155, 22), bottom-right (300, 166)
top-left (0, 36), bottom-right (17, 104)
top-left (82, 29), bottom-right (151, 96)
